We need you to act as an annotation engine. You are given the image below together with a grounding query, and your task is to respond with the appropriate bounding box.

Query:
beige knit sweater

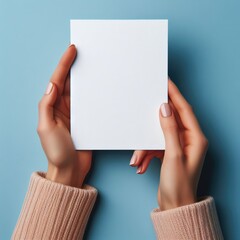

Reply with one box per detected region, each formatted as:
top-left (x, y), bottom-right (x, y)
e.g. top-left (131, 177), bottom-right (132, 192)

top-left (12, 172), bottom-right (223, 240)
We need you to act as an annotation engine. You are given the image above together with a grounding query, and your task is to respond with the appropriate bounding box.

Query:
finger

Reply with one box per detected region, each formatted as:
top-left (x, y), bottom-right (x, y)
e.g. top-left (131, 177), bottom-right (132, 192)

top-left (63, 74), bottom-right (70, 96)
top-left (159, 103), bottom-right (182, 156)
top-left (169, 99), bottom-right (184, 130)
top-left (38, 82), bottom-right (58, 129)
top-left (136, 154), bottom-right (155, 174)
top-left (168, 80), bottom-right (208, 173)
top-left (168, 79), bottom-right (202, 133)
top-left (129, 150), bottom-right (147, 167)
top-left (63, 75), bottom-right (70, 109)
top-left (50, 45), bottom-right (77, 97)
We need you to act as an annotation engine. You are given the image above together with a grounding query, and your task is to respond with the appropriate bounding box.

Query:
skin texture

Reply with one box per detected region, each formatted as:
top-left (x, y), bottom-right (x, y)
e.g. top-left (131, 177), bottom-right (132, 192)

top-left (37, 45), bottom-right (92, 188)
top-left (38, 45), bottom-right (208, 211)
top-left (130, 80), bottom-right (208, 210)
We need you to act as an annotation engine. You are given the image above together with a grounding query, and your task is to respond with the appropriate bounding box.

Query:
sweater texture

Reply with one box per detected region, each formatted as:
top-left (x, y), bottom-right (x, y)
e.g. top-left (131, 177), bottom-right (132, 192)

top-left (12, 172), bottom-right (223, 240)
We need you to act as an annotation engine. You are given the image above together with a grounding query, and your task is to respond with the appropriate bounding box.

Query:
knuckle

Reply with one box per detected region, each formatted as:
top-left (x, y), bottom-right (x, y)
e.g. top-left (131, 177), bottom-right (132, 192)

top-left (36, 124), bottom-right (48, 135)
top-left (197, 134), bottom-right (209, 149)
top-left (36, 126), bottom-right (41, 135)
top-left (38, 100), bottom-right (44, 111)
top-left (202, 137), bottom-right (209, 149)
top-left (36, 125), bottom-right (43, 135)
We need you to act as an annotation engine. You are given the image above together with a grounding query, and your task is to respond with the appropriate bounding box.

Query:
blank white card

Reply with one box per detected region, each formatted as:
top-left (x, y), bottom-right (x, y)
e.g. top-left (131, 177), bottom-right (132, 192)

top-left (70, 20), bottom-right (168, 150)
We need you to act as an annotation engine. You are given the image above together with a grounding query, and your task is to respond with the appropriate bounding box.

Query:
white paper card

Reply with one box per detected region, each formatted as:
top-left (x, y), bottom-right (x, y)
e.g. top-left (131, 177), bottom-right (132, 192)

top-left (70, 20), bottom-right (168, 150)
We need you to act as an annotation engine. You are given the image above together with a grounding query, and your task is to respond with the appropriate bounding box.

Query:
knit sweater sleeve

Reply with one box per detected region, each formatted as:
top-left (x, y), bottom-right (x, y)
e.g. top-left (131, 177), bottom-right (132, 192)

top-left (12, 172), bottom-right (97, 240)
top-left (151, 196), bottom-right (223, 240)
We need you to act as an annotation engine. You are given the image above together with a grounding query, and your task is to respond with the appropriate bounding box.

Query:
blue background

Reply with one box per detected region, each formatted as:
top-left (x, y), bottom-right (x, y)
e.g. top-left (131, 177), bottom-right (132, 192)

top-left (0, 0), bottom-right (239, 239)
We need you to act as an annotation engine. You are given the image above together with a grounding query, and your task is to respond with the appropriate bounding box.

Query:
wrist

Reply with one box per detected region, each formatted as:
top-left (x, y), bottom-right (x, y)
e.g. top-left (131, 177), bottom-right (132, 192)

top-left (160, 198), bottom-right (196, 211)
top-left (158, 190), bottom-right (196, 211)
top-left (46, 163), bottom-right (82, 188)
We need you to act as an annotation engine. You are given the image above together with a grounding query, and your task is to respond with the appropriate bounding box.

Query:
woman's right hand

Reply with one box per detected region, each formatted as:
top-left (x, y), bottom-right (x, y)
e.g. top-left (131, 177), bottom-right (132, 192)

top-left (130, 79), bottom-right (209, 210)
top-left (37, 45), bottom-right (92, 188)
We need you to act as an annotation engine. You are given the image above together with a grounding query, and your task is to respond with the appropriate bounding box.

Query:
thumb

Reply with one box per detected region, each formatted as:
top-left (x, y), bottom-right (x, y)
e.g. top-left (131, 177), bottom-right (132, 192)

top-left (38, 82), bottom-right (58, 127)
top-left (159, 103), bottom-right (182, 154)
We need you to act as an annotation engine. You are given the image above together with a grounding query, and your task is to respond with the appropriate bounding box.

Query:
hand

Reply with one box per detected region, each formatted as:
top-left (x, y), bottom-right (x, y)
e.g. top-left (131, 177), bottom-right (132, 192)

top-left (37, 45), bottom-right (92, 188)
top-left (130, 79), bottom-right (208, 210)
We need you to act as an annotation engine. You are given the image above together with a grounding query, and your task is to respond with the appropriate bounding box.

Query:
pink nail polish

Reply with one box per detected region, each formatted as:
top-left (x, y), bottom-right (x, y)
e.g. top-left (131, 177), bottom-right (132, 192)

top-left (136, 166), bottom-right (142, 174)
top-left (129, 155), bottom-right (136, 165)
top-left (160, 103), bottom-right (172, 118)
top-left (45, 82), bottom-right (53, 95)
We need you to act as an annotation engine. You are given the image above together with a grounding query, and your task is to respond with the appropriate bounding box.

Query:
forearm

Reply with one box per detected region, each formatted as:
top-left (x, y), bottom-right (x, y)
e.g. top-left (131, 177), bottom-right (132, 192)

top-left (151, 197), bottom-right (223, 240)
top-left (12, 172), bottom-right (97, 240)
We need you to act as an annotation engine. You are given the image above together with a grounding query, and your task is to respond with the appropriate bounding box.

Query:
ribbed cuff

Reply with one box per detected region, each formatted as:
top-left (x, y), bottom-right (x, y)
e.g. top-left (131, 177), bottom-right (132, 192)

top-left (12, 172), bottom-right (97, 240)
top-left (151, 197), bottom-right (223, 240)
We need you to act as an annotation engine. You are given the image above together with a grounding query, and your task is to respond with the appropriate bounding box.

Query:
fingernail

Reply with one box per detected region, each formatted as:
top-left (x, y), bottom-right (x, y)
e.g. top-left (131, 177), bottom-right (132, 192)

top-left (160, 103), bottom-right (172, 118)
top-left (45, 82), bottom-right (53, 95)
top-left (129, 155), bottom-right (136, 166)
top-left (136, 166), bottom-right (142, 174)
top-left (69, 44), bottom-right (75, 48)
